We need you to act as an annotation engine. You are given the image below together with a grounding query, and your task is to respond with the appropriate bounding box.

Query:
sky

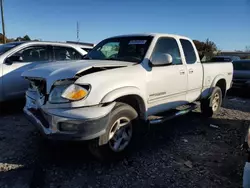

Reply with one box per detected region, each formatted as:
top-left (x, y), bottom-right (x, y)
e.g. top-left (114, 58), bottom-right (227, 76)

top-left (3, 0), bottom-right (250, 51)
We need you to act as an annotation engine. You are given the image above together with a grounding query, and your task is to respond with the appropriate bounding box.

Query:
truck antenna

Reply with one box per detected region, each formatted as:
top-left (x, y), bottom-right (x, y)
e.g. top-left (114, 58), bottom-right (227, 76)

top-left (76, 21), bottom-right (80, 42)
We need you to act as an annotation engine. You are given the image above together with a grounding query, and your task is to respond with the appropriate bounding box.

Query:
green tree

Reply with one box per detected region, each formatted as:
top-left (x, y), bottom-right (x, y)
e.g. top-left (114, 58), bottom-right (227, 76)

top-left (23, 35), bottom-right (31, 41)
top-left (193, 39), bottom-right (218, 61)
top-left (0, 34), bottom-right (35, 43)
top-left (15, 37), bottom-right (22, 41)
top-left (14, 35), bottom-right (31, 41)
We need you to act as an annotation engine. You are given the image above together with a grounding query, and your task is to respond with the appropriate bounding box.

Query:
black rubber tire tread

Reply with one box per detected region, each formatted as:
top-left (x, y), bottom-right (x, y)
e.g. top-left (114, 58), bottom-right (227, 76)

top-left (88, 102), bottom-right (138, 161)
top-left (201, 86), bottom-right (222, 118)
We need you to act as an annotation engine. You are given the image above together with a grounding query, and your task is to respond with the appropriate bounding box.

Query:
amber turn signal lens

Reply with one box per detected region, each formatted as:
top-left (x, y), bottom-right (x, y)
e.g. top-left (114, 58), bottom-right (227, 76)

top-left (61, 84), bottom-right (89, 101)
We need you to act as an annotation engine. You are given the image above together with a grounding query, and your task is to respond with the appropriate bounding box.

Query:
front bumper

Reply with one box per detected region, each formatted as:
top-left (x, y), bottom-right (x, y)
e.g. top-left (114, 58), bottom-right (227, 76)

top-left (23, 96), bottom-right (115, 141)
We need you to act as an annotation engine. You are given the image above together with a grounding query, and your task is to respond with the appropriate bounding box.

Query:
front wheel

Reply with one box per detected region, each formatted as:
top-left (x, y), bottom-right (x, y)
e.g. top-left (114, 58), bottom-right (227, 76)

top-left (201, 87), bottom-right (223, 117)
top-left (88, 102), bottom-right (138, 161)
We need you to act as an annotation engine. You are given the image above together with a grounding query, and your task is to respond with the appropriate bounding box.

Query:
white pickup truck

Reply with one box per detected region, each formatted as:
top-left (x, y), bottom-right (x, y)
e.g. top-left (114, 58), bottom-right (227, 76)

top-left (22, 33), bottom-right (233, 160)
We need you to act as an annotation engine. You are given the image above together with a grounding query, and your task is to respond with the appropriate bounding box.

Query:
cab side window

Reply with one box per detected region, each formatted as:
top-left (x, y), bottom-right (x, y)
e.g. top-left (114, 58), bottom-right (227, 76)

top-left (14, 46), bottom-right (51, 62)
top-left (152, 37), bottom-right (182, 65)
top-left (54, 46), bottom-right (82, 61)
top-left (180, 39), bottom-right (197, 64)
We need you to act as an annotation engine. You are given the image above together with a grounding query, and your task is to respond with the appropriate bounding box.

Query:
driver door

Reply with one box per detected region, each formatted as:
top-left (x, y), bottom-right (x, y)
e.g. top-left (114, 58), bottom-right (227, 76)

top-left (147, 37), bottom-right (188, 115)
top-left (2, 45), bottom-right (52, 99)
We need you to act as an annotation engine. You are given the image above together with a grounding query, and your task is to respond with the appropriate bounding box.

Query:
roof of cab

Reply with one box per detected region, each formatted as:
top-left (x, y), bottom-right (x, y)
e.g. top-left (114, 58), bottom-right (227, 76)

top-left (107, 33), bottom-right (191, 40)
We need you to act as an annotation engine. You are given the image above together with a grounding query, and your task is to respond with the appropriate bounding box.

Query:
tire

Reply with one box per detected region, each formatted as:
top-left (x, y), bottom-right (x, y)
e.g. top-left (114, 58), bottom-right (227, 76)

top-left (88, 102), bottom-right (138, 161)
top-left (201, 86), bottom-right (223, 118)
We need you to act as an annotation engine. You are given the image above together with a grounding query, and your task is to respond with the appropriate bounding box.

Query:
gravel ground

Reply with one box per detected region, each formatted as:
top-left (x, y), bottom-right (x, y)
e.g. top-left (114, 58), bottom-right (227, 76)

top-left (0, 93), bottom-right (250, 188)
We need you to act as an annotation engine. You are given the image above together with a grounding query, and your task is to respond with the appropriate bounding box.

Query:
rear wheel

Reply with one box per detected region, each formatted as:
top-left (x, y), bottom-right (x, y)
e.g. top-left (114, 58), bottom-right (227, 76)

top-left (88, 102), bottom-right (138, 161)
top-left (201, 87), bottom-right (222, 117)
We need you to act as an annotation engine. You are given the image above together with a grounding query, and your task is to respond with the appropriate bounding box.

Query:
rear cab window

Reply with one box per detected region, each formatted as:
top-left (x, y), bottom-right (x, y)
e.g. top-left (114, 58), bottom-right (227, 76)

top-left (180, 39), bottom-right (197, 64)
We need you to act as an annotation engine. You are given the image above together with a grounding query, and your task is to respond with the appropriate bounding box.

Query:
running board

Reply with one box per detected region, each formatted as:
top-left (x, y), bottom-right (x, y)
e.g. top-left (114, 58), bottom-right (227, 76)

top-left (148, 103), bottom-right (198, 125)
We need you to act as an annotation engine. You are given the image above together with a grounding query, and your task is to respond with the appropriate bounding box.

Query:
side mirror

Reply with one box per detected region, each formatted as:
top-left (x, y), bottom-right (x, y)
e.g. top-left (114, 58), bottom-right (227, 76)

top-left (5, 55), bottom-right (23, 65)
top-left (151, 53), bottom-right (173, 66)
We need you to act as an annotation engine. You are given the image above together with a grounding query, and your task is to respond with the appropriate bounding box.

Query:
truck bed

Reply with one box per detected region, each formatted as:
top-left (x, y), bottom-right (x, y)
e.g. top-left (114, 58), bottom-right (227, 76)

top-left (201, 62), bottom-right (233, 97)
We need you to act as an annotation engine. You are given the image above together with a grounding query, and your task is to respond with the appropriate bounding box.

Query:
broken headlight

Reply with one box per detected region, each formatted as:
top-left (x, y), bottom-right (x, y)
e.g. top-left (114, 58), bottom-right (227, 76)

top-left (49, 84), bottom-right (70, 103)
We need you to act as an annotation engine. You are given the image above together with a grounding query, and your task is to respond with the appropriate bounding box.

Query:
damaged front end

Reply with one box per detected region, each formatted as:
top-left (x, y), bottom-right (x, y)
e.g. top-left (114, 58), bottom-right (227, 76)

top-left (23, 76), bottom-right (115, 141)
top-left (21, 60), bottom-right (133, 141)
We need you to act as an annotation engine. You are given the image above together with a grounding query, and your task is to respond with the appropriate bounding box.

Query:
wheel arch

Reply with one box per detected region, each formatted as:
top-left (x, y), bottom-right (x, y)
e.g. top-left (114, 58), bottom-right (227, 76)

top-left (211, 75), bottom-right (227, 98)
top-left (215, 79), bottom-right (227, 98)
top-left (101, 86), bottom-right (147, 120)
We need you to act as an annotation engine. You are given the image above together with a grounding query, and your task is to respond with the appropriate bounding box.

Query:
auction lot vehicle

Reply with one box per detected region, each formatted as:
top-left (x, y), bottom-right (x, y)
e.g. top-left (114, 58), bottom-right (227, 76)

top-left (22, 33), bottom-right (233, 160)
top-left (0, 41), bottom-right (91, 102)
top-left (232, 60), bottom-right (250, 89)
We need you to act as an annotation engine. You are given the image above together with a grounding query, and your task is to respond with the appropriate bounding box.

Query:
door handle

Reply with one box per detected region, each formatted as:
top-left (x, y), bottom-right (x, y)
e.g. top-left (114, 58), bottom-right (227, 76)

top-left (189, 69), bottom-right (194, 74)
top-left (179, 70), bottom-right (185, 75)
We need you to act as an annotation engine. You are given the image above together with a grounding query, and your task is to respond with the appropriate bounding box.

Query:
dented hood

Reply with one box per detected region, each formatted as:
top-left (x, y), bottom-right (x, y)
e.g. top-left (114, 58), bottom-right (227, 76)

top-left (21, 60), bottom-right (135, 92)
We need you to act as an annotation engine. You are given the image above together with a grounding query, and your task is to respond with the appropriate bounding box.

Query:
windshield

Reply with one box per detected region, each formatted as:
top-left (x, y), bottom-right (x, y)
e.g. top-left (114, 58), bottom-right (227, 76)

top-left (85, 36), bottom-right (153, 63)
top-left (0, 42), bottom-right (23, 55)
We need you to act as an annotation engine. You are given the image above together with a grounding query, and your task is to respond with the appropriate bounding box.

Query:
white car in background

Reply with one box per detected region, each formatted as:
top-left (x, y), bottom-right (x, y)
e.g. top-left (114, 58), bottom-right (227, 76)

top-left (0, 41), bottom-right (93, 102)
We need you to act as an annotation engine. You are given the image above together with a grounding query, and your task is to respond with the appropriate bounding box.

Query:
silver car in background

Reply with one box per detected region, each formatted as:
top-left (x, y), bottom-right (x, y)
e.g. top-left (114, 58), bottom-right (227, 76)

top-left (232, 60), bottom-right (250, 89)
top-left (0, 41), bottom-right (93, 102)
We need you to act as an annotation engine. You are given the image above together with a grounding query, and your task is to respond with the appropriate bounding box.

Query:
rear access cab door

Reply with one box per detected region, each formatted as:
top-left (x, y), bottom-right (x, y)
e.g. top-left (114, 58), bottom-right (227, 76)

top-left (179, 38), bottom-right (203, 102)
